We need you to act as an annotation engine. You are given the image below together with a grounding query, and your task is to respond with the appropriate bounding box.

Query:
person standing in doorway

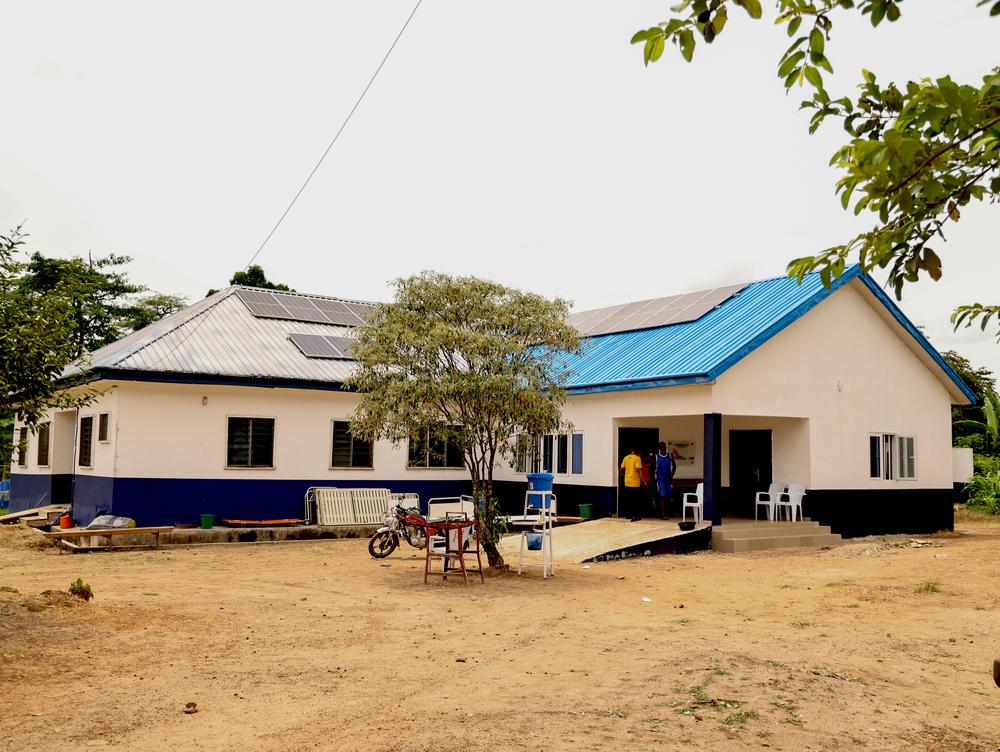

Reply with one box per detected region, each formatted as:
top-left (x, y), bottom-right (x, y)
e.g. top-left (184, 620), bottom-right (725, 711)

top-left (620, 447), bottom-right (644, 522)
top-left (655, 441), bottom-right (676, 519)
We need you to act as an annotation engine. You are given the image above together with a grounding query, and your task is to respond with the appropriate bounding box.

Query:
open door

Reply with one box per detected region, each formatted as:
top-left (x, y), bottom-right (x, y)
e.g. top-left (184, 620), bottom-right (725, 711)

top-left (616, 427), bottom-right (659, 518)
top-left (728, 430), bottom-right (772, 518)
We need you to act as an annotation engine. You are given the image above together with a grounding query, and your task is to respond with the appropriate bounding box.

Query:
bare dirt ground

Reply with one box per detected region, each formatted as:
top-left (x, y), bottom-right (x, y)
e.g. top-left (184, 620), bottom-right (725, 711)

top-left (2, 514), bottom-right (999, 752)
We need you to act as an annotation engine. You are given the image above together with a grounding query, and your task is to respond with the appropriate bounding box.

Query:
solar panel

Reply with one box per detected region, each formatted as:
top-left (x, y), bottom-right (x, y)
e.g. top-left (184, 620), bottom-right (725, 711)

top-left (288, 333), bottom-right (355, 359)
top-left (568, 283), bottom-right (746, 337)
top-left (235, 288), bottom-right (376, 327)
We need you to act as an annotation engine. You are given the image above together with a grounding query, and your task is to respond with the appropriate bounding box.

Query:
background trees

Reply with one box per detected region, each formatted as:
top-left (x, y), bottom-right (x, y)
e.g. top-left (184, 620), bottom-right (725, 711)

top-left (207, 265), bottom-right (293, 297)
top-left (632, 1), bottom-right (999, 334)
top-left (0, 225), bottom-right (187, 473)
top-left (347, 272), bottom-right (580, 568)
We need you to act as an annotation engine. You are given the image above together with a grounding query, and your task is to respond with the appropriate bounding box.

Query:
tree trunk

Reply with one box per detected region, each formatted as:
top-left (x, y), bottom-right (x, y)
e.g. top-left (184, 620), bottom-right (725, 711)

top-left (472, 475), bottom-right (506, 570)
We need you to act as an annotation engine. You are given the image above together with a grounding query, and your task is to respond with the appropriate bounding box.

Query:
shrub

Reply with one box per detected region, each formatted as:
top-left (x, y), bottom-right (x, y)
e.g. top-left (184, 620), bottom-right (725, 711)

top-left (965, 471), bottom-right (1000, 515)
top-left (68, 578), bottom-right (93, 601)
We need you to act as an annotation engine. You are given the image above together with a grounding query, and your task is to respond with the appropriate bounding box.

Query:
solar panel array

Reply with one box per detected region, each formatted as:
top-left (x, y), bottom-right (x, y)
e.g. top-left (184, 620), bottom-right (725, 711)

top-left (235, 288), bottom-right (374, 326)
top-left (288, 333), bottom-right (355, 360)
top-left (568, 283), bottom-right (746, 337)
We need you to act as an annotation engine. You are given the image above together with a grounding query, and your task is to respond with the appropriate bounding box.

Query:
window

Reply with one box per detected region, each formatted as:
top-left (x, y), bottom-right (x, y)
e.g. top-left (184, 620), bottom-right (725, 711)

top-left (571, 433), bottom-right (584, 475)
top-left (37, 423), bottom-right (50, 467)
top-left (407, 426), bottom-right (463, 468)
top-left (515, 434), bottom-right (539, 474)
top-left (542, 434), bottom-right (553, 473)
top-left (556, 433), bottom-right (568, 474)
top-left (868, 435), bottom-right (881, 479)
top-left (332, 420), bottom-right (372, 468)
top-left (897, 436), bottom-right (916, 480)
top-left (227, 417), bottom-right (274, 468)
top-left (98, 412), bottom-right (110, 442)
top-left (78, 417), bottom-right (94, 467)
top-left (17, 427), bottom-right (28, 467)
top-left (869, 433), bottom-right (915, 480)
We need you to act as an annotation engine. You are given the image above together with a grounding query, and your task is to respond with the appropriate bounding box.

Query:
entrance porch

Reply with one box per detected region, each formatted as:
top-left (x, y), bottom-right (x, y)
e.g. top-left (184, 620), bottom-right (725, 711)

top-left (613, 413), bottom-right (811, 524)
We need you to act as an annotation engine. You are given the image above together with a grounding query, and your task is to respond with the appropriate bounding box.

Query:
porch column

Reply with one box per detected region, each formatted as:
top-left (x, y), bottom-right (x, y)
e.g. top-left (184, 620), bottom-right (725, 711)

top-left (703, 413), bottom-right (722, 525)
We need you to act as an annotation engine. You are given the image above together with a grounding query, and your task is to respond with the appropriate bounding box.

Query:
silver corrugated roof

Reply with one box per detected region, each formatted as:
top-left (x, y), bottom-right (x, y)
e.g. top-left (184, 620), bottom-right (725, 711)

top-left (70, 287), bottom-right (376, 385)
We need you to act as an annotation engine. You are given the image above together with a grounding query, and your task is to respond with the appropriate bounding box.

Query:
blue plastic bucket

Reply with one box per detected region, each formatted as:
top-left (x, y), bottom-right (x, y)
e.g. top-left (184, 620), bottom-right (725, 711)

top-left (527, 473), bottom-right (554, 493)
top-left (526, 532), bottom-right (543, 550)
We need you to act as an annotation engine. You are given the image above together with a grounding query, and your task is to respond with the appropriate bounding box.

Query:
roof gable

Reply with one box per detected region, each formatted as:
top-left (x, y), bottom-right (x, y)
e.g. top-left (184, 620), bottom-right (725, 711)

top-left (563, 267), bottom-right (975, 404)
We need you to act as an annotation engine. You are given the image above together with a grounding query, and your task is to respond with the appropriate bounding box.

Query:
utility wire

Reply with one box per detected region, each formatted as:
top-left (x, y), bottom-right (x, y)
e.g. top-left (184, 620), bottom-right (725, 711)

top-left (144, 0), bottom-right (424, 369)
top-left (244, 0), bottom-right (424, 270)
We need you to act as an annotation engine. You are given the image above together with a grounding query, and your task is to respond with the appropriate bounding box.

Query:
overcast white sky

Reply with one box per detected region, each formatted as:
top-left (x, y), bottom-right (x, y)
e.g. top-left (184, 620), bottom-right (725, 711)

top-left (2, 2), bottom-right (997, 375)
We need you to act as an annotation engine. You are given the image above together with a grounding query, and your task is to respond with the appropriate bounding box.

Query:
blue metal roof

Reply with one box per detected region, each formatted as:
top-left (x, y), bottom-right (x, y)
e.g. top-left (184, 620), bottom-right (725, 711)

top-left (563, 267), bottom-right (976, 403)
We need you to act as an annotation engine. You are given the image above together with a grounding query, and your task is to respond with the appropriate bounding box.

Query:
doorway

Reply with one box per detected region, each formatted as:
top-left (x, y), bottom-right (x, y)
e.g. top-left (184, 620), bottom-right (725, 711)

top-left (728, 430), bottom-right (772, 517)
top-left (616, 427), bottom-right (659, 518)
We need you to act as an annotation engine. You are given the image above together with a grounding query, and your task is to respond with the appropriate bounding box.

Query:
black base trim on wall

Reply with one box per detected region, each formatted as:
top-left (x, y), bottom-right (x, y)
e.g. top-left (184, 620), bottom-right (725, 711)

top-left (492, 480), bottom-right (616, 518)
top-left (803, 488), bottom-right (955, 539)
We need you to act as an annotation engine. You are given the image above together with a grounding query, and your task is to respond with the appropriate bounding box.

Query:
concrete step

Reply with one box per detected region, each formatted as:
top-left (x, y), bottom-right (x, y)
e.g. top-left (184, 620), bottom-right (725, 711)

top-left (712, 532), bottom-right (843, 553)
top-left (713, 524), bottom-right (834, 541)
top-left (716, 519), bottom-right (822, 531)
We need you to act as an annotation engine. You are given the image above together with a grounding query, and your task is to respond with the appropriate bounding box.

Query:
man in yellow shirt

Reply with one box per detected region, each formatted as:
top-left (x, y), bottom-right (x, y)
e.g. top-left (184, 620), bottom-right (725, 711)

top-left (620, 447), bottom-right (644, 522)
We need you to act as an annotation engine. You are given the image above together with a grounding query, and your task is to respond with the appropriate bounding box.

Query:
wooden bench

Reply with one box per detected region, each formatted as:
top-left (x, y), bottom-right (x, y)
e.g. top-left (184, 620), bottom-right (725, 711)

top-left (42, 526), bottom-right (174, 552)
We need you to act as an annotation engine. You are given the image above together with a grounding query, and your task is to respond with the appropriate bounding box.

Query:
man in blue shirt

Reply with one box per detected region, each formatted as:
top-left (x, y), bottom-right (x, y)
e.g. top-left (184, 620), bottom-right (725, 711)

top-left (655, 441), bottom-right (676, 519)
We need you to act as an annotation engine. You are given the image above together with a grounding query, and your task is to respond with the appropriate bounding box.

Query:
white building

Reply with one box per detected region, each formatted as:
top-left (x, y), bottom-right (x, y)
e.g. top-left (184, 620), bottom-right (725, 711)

top-left (10, 266), bottom-right (973, 536)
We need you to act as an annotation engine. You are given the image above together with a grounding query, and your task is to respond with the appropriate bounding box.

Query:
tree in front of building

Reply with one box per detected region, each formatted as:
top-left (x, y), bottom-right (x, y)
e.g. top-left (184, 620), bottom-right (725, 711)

top-left (0, 227), bottom-right (97, 443)
top-left (630, 1), bottom-right (1000, 334)
top-left (346, 272), bottom-right (581, 569)
top-left (207, 265), bottom-right (294, 296)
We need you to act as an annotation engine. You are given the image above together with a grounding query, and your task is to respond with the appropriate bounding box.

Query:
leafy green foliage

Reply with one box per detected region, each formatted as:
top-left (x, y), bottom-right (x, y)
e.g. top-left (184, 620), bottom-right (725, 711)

top-left (69, 577), bottom-right (93, 601)
top-left (965, 469), bottom-right (1000, 513)
top-left (631, 2), bottom-right (999, 332)
top-left (346, 272), bottom-right (580, 568)
top-left (1, 227), bottom-right (97, 434)
top-left (126, 293), bottom-right (188, 331)
top-left (208, 265), bottom-right (293, 296)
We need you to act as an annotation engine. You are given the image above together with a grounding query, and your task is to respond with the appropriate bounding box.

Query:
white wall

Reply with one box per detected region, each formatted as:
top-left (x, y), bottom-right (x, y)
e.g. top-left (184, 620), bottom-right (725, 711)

top-left (9, 388), bottom-right (119, 478)
top-left (713, 280), bottom-right (955, 489)
top-left (112, 381), bottom-right (468, 481)
top-left (952, 447), bottom-right (973, 484)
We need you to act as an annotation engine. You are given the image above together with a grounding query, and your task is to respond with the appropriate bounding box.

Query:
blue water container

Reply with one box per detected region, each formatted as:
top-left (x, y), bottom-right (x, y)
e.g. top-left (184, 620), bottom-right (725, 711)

top-left (527, 473), bottom-right (554, 493)
top-left (526, 472), bottom-right (554, 513)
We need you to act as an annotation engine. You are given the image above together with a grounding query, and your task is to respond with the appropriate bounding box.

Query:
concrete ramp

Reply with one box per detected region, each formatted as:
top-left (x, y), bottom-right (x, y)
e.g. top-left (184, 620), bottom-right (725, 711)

top-left (500, 518), bottom-right (712, 564)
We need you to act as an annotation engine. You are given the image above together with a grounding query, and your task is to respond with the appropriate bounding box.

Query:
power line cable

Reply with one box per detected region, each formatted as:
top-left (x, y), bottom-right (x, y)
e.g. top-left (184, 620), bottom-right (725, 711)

top-left (244, 0), bottom-right (424, 271)
top-left (145, 0), bottom-right (424, 369)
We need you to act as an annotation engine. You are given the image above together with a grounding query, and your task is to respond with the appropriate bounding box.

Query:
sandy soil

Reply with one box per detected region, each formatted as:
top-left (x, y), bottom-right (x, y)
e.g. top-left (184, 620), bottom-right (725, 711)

top-left (2, 518), bottom-right (999, 752)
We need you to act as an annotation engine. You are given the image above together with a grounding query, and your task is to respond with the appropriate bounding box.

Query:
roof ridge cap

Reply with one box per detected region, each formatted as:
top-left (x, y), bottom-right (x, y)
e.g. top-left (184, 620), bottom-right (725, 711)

top-left (232, 285), bottom-right (378, 306)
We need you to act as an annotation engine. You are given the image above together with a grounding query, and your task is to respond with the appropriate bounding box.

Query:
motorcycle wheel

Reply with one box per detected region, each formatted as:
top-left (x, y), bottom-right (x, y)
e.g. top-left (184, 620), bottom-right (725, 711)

top-left (368, 531), bottom-right (398, 558)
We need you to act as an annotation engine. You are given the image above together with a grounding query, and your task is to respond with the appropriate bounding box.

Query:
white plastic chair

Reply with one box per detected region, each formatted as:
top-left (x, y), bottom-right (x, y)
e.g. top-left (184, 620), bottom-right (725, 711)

top-left (773, 482), bottom-right (806, 521)
top-left (682, 483), bottom-right (703, 524)
top-left (755, 482), bottom-right (785, 521)
top-left (785, 483), bottom-right (806, 522)
top-left (510, 490), bottom-right (557, 578)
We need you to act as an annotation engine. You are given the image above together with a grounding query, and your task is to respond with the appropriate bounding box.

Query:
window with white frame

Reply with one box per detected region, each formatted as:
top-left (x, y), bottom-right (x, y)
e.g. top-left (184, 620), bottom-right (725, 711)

top-left (896, 436), bottom-right (916, 480)
top-left (332, 420), bottom-right (372, 469)
top-left (37, 423), bottom-right (50, 467)
top-left (227, 417), bottom-right (274, 468)
top-left (17, 426), bottom-right (28, 467)
top-left (407, 426), bottom-right (463, 469)
top-left (515, 433), bottom-right (539, 474)
top-left (78, 417), bottom-right (94, 468)
top-left (556, 434), bottom-right (568, 474)
top-left (571, 433), bottom-right (583, 475)
top-left (868, 433), bottom-right (915, 480)
top-left (98, 412), bottom-right (110, 442)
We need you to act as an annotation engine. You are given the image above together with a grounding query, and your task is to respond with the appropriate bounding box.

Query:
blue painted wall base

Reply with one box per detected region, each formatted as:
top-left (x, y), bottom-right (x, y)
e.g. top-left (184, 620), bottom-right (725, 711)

top-left (12, 473), bottom-right (471, 527)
